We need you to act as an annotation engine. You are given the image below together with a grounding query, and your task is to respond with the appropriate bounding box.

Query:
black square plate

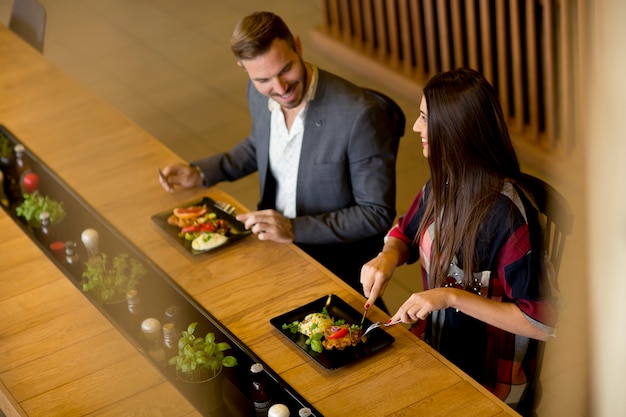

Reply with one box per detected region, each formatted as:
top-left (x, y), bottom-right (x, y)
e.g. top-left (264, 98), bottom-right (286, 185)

top-left (151, 196), bottom-right (251, 255)
top-left (270, 294), bottom-right (395, 369)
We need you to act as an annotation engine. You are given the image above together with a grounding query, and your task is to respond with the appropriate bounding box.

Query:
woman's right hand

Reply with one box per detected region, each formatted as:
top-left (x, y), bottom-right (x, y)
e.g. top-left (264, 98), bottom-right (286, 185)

top-left (159, 163), bottom-right (203, 192)
top-left (360, 251), bottom-right (398, 309)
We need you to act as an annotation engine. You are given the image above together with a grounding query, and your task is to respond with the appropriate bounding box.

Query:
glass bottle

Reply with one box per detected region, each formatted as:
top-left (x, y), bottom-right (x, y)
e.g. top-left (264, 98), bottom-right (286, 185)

top-left (164, 304), bottom-right (181, 330)
top-left (14, 144), bottom-right (32, 196)
top-left (162, 322), bottom-right (179, 361)
top-left (251, 363), bottom-right (273, 417)
top-left (1, 151), bottom-right (21, 208)
top-left (126, 290), bottom-right (143, 340)
top-left (141, 318), bottom-right (167, 368)
top-left (36, 211), bottom-right (57, 247)
top-left (64, 240), bottom-right (83, 281)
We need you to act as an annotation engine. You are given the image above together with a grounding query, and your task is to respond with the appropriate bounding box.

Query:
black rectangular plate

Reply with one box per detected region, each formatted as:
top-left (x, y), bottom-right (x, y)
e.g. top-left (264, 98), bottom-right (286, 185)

top-left (151, 197), bottom-right (251, 255)
top-left (270, 294), bottom-right (395, 369)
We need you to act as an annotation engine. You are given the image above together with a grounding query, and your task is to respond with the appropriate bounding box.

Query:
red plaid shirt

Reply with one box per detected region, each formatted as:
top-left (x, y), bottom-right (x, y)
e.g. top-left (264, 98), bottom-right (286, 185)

top-left (388, 181), bottom-right (559, 412)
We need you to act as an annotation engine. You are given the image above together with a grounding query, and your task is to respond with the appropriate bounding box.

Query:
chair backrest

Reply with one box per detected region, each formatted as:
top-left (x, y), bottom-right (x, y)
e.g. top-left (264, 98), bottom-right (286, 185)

top-left (517, 173), bottom-right (574, 414)
top-left (519, 173), bottom-right (574, 280)
top-left (9, 0), bottom-right (47, 53)
top-left (364, 88), bottom-right (406, 156)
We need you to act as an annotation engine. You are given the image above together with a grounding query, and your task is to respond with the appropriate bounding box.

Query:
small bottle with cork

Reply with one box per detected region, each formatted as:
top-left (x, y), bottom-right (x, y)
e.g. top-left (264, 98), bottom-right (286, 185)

top-left (251, 363), bottom-right (273, 416)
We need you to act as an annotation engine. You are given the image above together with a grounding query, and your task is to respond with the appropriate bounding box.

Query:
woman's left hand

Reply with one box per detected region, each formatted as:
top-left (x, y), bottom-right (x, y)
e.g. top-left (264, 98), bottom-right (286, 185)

top-left (389, 288), bottom-right (454, 323)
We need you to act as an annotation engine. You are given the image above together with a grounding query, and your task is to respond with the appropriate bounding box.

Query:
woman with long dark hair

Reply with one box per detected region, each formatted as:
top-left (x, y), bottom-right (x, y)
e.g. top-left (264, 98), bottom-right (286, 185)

top-left (360, 68), bottom-right (559, 414)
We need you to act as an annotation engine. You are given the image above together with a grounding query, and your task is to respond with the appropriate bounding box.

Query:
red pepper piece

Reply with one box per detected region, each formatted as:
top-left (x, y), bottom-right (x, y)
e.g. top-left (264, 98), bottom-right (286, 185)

top-left (199, 222), bottom-right (216, 232)
top-left (326, 328), bottom-right (349, 340)
top-left (181, 225), bottom-right (198, 233)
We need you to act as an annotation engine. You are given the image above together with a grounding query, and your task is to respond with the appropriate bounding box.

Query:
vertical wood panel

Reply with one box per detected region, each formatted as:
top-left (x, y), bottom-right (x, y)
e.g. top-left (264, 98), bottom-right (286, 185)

top-left (542, 0), bottom-right (557, 147)
top-left (327, 0), bottom-right (341, 39)
top-left (451, 0), bottom-right (464, 68)
top-left (385, 0), bottom-right (401, 68)
top-left (465, 0), bottom-right (480, 69)
top-left (409, 0), bottom-right (426, 74)
top-left (399, 0), bottom-right (414, 74)
top-left (526, 0), bottom-right (540, 137)
top-left (559, 0), bottom-right (573, 152)
top-left (437, 0), bottom-right (451, 70)
top-left (423, 0), bottom-right (438, 76)
top-left (362, 0), bottom-right (375, 55)
top-left (495, 0), bottom-right (510, 118)
top-left (479, 0), bottom-right (494, 83)
top-left (351, 0), bottom-right (364, 50)
top-left (510, 0), bottom-right (524, 132)
top-left (373, 0), bottom-right (388, 61)
top-left (339, 0), bottom-right (353, 44)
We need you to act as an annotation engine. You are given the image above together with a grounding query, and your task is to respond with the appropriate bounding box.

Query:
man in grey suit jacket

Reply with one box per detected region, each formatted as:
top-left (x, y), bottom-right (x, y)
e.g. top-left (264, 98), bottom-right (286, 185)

top-left (160, 12), bottom-right (398, 304)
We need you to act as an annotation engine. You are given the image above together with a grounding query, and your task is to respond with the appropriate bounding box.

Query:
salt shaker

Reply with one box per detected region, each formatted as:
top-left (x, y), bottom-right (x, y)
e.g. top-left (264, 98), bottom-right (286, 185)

top-left (141, 318), bottom-right (167, 367)
top-left (80, 228), bottom-right (100, 260)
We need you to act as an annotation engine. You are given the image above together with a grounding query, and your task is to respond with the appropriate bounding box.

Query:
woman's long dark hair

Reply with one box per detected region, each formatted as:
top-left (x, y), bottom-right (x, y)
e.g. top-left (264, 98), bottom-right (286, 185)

top-left (416, 68), bottom-right (521, 289)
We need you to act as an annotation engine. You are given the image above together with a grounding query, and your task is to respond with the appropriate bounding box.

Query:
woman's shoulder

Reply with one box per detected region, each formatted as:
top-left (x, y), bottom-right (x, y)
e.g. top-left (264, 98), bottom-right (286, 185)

top-left (494, 181), bottom-right (540, 226)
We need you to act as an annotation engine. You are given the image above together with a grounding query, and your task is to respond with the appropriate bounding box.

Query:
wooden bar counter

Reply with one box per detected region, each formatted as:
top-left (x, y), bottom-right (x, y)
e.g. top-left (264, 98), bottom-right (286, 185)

top-left (0, 25), bottom-right (518, 416)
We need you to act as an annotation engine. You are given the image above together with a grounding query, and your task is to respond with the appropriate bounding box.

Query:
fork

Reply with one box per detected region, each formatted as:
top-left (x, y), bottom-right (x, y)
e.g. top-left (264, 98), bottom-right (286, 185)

top-left (361, 319), bottom-right (402, 337)
top-left (215, 201), bottom-right (237, 216)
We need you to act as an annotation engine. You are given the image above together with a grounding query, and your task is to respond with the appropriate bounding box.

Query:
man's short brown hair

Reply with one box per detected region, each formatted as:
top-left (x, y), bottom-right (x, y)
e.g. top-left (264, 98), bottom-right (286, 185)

top-left (230, 11), bottom-right (296, 61)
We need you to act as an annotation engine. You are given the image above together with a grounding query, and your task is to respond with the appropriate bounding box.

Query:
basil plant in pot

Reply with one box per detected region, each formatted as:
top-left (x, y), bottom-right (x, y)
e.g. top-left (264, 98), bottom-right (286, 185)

top-left (15, 191), bottom-right (66, 228)
top-left (169, 322), bottom-right (238, 382)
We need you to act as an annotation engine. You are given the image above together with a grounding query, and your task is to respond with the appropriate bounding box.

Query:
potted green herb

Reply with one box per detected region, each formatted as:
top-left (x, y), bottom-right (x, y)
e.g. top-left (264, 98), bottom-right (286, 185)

top-left (82, 253), bottom-right (147, 304)
top-left (169, 322), bottom-right (237, 413)
top-left (15, 191), bottom-right (66, 227)
top-left (169, 322), bottom-right (238, 382)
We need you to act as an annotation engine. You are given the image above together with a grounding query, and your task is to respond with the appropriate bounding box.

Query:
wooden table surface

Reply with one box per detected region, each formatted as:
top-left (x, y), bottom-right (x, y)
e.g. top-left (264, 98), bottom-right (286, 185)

top-left (0, 25), bottom-right (518, 417)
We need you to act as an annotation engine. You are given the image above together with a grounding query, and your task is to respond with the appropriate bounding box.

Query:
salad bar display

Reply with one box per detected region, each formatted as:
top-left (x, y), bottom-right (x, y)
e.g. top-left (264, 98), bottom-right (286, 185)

top-left (0, 125), bottom-right (319, 417)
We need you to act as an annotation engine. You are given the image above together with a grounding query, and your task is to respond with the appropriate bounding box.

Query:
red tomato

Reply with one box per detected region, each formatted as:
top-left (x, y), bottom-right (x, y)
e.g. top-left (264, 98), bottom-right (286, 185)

top-left (199, 222), bottom-right (216, 232)
top-left (326, 328), bottom-right (349, 340)
top-left (22, 172), bottom-right (40, 193)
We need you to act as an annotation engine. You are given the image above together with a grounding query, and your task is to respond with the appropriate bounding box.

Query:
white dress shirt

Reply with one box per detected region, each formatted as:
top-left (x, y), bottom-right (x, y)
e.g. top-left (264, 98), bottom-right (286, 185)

top-left (267, 64), bottom-right (318, 218)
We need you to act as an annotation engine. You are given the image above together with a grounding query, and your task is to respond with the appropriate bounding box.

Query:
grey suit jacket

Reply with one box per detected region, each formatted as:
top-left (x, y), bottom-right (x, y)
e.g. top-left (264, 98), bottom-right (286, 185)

top-left (193, 69), bottom-right (397, 246)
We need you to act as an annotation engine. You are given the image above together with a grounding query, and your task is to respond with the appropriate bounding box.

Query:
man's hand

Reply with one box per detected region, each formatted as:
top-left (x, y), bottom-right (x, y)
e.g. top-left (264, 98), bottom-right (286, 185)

top-left (236, 209), bottom-right (294, 243)
top-left (159, 163), bottom-right (203, 192)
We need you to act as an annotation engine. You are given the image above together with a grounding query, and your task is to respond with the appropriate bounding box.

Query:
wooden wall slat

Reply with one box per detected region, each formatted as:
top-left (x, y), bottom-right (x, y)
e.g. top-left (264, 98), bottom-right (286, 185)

top-left (351, 0), bottom-right (364, 50)
top-left (386, 0), bottom-right (401, 68)
top-left (479, 0), bottom-right (494, 84)
top-left (542, 0), bottom-right (557, 148)
top-left (340, 0), bottom-right (353, 45)
top-left (399, 0), bottom-right (414, 74)
top-left (374, 0), bottom-right (388, 61)
top-left (526, 0), bottom-right (540, 137)
top-left (510, 0), bottom-right (524, 132)
top-left (423, 0), bottom-right (438, 76)
top-left (451, 0), bottom-right (464, 68)
top-left (409, 0), bottom-right (425, 74)
top-left (437, 0), bottom-right (451, 70)
top-left (362, 0), bottom-right (376, 55)
top-left (465, 0), bottom-right (480, 69)
top-left (495, 0), bottom-right (510, 118)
